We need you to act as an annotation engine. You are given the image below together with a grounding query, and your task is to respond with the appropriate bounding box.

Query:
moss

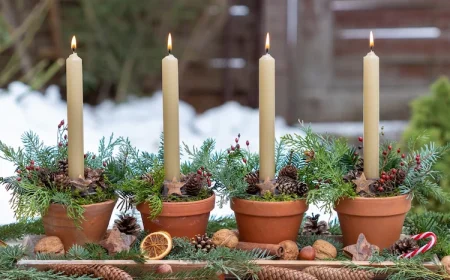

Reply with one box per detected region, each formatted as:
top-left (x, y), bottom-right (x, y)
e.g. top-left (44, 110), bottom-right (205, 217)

top-left (247, 191), bottom-right (303, 202)
top-left (162, 188), bottom-right (213, 202)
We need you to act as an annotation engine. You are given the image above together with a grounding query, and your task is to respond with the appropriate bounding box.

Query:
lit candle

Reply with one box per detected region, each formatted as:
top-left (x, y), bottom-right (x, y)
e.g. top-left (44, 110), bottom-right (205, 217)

top-left (66, 36), bottom-right (84, 179)
top-left (363, 31), bottom-right (379, 179)
top-left (162, 33), bottom-right (180, 181)
top-left (259, 33), bottom-right (275, 181)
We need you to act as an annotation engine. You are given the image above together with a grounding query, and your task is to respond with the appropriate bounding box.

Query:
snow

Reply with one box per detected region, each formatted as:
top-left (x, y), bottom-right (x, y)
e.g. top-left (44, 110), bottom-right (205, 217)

top-left (0, 82), bottom-right (331, 227)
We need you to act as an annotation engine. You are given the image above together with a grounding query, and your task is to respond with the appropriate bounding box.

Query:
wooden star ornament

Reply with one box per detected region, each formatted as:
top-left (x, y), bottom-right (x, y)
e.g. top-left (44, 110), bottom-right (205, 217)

top-left (352, 172), bottom-right (375, 194)
top-left (256, 177), bottom-right (276, 195)
top-left (343, 233), bottom-right (380, 261)
top-left (165, 177), bottom-right (184, 196)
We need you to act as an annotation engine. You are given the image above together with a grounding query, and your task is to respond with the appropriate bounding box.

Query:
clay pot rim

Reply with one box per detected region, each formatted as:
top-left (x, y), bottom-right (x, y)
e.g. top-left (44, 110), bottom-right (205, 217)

top-left (231, 197), bottom-right (308, 217)
top-left (48, 199), bottom-right (117, 210)
top-left (337, 194), bottom-right (411, 201)
top-left (137, 193), bottom-right (215, 217)
top-left (231, 197), bottom-right (306, 204)
top-left (159, 192), bottom-right (215, 206)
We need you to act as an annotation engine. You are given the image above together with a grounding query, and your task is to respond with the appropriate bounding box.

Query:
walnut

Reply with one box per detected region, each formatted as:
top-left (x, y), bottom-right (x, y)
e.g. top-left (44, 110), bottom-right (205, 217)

top-left (312, 239), bottom-right (337, 260)
top-left (212, 229), bottom-right (239, 248)
top-left (441, 256), bottom-right (450, 274)
top-left (279, 240), bottom-right (299, 260)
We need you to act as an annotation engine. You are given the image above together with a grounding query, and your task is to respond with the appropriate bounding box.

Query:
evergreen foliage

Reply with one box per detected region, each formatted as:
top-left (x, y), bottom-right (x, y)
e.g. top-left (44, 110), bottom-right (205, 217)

top-left (282, 122), bottom-right (450, 213)
top-left (0, 123), bottom-right (120, 223)
top-left (403, 77), bottom-right (450, 212)
top-left (0, 219), bottom-right (44, 241)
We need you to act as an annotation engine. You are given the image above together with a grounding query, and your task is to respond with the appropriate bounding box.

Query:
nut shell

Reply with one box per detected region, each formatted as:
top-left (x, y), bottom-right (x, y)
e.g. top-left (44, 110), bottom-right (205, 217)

top-left (312, 239), bottom-right (337, 260)
top-left (278, 240), bottom-right (299, 260)
top-left (441, 256), bottom-right (450, 274)
top-left (212, 229), bottom-right (239, 248)
top-left (156, 264), bottom-right (173, 274)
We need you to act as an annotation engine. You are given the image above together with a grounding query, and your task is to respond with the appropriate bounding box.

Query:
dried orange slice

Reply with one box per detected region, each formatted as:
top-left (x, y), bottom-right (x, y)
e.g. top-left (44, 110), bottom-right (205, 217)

top-left (140, 231), bottom-right (172, 260)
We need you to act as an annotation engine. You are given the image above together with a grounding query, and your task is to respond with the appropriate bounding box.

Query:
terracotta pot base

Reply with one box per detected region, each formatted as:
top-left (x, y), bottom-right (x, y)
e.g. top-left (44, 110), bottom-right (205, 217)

top-left (137, 194), bottom-right (215, 239)
top-left (43, 199), bottom-right (116, 250)
top-left (231, 198), bottom-right (308, 244)
top-left (334, 194), bottom-right (412, 249)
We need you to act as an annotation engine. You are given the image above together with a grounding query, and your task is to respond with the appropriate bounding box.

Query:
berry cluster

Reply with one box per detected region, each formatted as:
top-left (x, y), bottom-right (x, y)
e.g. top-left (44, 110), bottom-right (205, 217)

top-left (57, 120), bottom-right (68, 147)
top-left (227, 133), bottom-right (250, 164)
top-left (196, 166), bottom-right (212, 187)
top-left (16, 160), bottom-right (40, 181)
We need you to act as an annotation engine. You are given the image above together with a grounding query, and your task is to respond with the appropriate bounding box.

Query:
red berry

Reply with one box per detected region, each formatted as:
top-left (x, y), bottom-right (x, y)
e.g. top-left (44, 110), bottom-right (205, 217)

top-left (35, 166), bottom-right (40, 171)
top-left (207, 178), bottom-right (211, 187)
top-left (380, 179), bottom-right (385, 184)
top-left (84, 154), bottom-right (87, 159)
top-left (381, 171), bottom-right (386, 175)
top-left (382, 151), bottom-right (387, 156)
top-left (378, 186), bottom-right (384, 192)
top-left (65, 143), bottom-right (68, 147)
top-left (103, 162), bottom-right (107, 167)
top-left (30, 160), bottom-right (34, 165)
top-left (235, 138), bottom-right (239, 143)
top-left (397, 148), bottom-right (401, 153)
top-left (201, 166), bottom-right (205, 170)
top-left (381, 174), bottom-right (386, 180)
top-left (416, 155), bottom-right (420, 160)
top-left (231, 146), bottom-right (235, 151)
top-left (207, 172), bottom-right (212, 177)
top-left (388, 145), bottom-right (392, 150)
top-left (26, 166), bottom-right (30, 170)
top-left (243, 158), bottom-right (247, 164)
top-left (17, 177), bottom-right (21, 182)
top-left (64, 135), bottom-right (67, 140)
top-left (354, 152), bottom-right (358, 156)
top-left (58, 124), bottom-right (62, 129)
top-left (17, 170), bottom-right (21, 174)
top-left (197, 169), bottom-right (202, 175)
top-left (391, 169), bottom-right (397, 174)
top-left (236, 144), bottom-right (240, 149)
top-left (390, 175), bottom-right (395, 180)
top-left (401, 154), bottom-right (406, 158)
top-left (358, 137), bottom-right (363, 142)
top-left (400, 162), bottom-right (404, 166)
top-left (58, 142), bottom-right (63, 147)
top-left (246, 140), bottom-right (249, 146)
top-left (60, 120), bottom-right (65, 126)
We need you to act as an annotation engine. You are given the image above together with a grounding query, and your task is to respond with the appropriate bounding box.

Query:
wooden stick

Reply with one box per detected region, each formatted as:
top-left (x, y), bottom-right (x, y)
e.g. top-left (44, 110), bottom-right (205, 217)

top-left (236, 242), bottom-right (283, 257)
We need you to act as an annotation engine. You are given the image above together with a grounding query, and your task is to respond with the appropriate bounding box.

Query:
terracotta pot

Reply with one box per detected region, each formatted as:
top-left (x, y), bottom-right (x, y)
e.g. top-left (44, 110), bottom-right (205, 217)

top-left (42, 199), bottom-right (116, 250)
top-left (334, 194), bottom-right (412, 249)
top-left (137, 194), bottom-right (215, 238)
top-left (231, 198), bottom-right (308, 244)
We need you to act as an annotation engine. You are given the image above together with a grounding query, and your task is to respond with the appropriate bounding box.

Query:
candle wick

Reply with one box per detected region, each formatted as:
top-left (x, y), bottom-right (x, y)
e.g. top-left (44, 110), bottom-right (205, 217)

top-left (168, 49), bottom-right (171, 55)
top-left (265, 48), bottom-right (269, 54)
top-left (370, 46), bottom-right (373, 52)
top-left (72, 48), bottom-right (76, 54)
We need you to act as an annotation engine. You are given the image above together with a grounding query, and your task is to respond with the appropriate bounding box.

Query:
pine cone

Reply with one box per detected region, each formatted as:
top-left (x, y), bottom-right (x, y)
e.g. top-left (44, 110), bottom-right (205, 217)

top-left (389, 237), bottom-right (419, 255)
top-left (141, 173), bottom-right (154, 185)
top-left (370, 179), bottom-right (396, 196)
top-left (395, 169), bottom-right (406, 185)
top-left (355, 158), bottom-right (364, 172)
top-left (257, 266), bottom-right (318, 280)
top-left (58, 159), bottom-right (69, 174)
top-left (245, 171), bottom-right (260, 194)
top-left (302, 214), bottom-right (330, 235)
top-left (46, 264), bottom-right (132, 280)
top-left (114, 214), bottom-right (141, 236)
top-left (183, 173), bottom-right (204, 196)
top-left (279, 165), bottom-right (298, 180)
top-left (276, 176), bottom-right (308, 197)
top-left (303, 266), bottom-right (374, 280)
top-left (343, 170), bottom-right (361, 183)
top-left (191, 233), bottom-right (215, 253)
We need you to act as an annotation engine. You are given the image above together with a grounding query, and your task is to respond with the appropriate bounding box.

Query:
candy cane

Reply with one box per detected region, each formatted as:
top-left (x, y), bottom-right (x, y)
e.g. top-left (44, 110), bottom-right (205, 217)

top-left (400, 232), bottom-right (437, 258)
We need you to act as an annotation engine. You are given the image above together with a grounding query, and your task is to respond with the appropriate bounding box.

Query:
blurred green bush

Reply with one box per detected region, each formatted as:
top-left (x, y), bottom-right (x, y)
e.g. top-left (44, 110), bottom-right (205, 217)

top-left (403, 77), bottom-right (450, 212)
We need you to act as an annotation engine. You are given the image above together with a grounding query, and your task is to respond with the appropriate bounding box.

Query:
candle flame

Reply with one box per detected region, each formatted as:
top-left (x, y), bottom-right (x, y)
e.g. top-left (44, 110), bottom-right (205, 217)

top-left (168, 33), bottom-right (172, 54)
top-left (71, 36), bottom-right (77, 52)
top-left (265, 33), bottom-right (270, 53)
top-left (369, 31), bottom-right (374, 50)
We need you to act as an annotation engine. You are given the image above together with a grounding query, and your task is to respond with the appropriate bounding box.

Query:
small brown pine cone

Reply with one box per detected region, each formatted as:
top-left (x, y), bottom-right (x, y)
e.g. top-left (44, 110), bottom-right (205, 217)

top-left (279, 165), bottom-right (298, 180)
top-left (183, 173), bottom-right (204, 196)
top-left (395, 169), bottom-right (407, 185)
top-left (245, 171), bottom-right (260, 194)
top-left (389, 237), bottom-right (419, 255)
top-left (141, 173), bottom-right (154, 185)
top-left (257, 266), bottom-right (318, 280)
top-left (114, 214), bottom-right (141, 236)
top-left (303, 266), bottom-right (374, 280)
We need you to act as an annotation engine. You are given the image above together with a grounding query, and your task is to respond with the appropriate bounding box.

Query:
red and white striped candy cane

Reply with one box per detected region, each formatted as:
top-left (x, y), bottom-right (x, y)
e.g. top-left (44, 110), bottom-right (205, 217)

top-left (400, 232), bottom-right (437, 258)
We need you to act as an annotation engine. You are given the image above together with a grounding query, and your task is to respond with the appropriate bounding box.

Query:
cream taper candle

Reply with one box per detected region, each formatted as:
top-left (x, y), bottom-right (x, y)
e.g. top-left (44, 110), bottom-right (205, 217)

top-left (67, 36), bottom-right (84, 179)
top-left (259, 33), bottom-right (275, 181)
top-left (162, 33), bottom-right (180, 181)
top-left (363, 31), bottom-right (380, 179)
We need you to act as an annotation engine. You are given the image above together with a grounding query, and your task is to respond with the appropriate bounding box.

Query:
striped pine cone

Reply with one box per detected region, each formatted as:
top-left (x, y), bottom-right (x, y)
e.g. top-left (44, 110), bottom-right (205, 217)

top-left (46, 264), bottom-right (133, 280)
top-left (303, 266), bottom-right (374, 280)
top-left (245, 171), bottom-right (260, 194)
top-left (257, 266), bottom-right (318, 280)
top-left (279, 165), bottom-right (298, 180)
